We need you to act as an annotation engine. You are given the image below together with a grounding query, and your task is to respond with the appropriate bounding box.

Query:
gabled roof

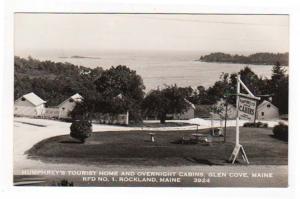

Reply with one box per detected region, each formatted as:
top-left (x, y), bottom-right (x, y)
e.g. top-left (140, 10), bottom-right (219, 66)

top-left (57, 93), bottom-right (83, 107)
top-left (257, 100), bottom-right (278, 111)
top-left (18, 92), bottom-right (46, 106)
top-left (69, 93), bottom-right (83, 101)
top-left (184, 98), bottom-right (196, 110)
top-left (115, 93), bottom-right (123, 99)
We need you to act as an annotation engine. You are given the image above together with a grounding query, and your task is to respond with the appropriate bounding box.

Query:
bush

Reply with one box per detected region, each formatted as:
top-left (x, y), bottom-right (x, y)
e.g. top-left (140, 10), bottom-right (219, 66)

top-left (52, 179), bottom-right (74, 186)
top-left (70, 120), bottom-right (92, 143)
top-left (171, 137), bottom-right (198, 145)
top-left (243, 122), bottom-right (268, 128)
top-left (273, 123), bottom-right (288, 141)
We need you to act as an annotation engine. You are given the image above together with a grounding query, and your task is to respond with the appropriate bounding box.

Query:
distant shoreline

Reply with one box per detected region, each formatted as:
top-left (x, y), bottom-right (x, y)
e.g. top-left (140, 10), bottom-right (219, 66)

top-left (58, 55), bottom-right (101, 59)
top-left (197, 52), bottom-right (289, 66)
top-left (195, 60), bottom-right (278, 67)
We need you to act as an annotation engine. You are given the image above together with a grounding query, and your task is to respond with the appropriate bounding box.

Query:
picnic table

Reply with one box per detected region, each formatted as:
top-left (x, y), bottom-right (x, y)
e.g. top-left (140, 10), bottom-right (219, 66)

top-left (192, 133), bottom-right (208, 142)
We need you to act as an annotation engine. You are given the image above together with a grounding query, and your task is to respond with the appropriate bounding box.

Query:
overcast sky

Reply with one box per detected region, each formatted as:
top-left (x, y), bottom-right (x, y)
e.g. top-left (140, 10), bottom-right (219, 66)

top-left (15, 14), bottom-right (289, 54)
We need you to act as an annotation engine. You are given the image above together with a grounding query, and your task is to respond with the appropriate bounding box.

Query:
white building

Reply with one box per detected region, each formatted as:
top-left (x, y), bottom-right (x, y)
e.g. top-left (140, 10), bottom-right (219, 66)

top-left (213, 99), bottom-right (237, 120)
top-left (14, 92), bottom-right (46, 117)
top-left (256, 100), bottom-right (279, 120)
top-left (57, 93), bottom-right (83, 119)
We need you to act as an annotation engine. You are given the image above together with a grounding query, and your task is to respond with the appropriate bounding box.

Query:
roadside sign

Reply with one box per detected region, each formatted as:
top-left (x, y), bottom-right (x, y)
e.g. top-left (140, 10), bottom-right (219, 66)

top-left (229, 75), bottom-right (260, 164)
top-left (238, 96), bottom-right (257, 122)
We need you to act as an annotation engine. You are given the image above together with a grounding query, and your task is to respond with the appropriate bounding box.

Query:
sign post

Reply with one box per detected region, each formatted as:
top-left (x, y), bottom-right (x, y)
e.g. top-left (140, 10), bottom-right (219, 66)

top-left (228, 75), bottom-right (260, 164)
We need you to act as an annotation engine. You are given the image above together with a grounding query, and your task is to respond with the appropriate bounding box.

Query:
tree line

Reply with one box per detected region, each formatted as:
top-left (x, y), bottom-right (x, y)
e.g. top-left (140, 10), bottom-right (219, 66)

top-left (199, 52), bottom-right (289, 66)
top-left (15, 56), bottom-right (103, 106)
top-left (14, 56), bottom-right (288, 124)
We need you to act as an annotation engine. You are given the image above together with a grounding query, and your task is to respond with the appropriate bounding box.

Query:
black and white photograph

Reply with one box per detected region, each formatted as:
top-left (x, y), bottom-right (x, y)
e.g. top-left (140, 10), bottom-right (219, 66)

top-left (12, 13), bottom-right (289, 187)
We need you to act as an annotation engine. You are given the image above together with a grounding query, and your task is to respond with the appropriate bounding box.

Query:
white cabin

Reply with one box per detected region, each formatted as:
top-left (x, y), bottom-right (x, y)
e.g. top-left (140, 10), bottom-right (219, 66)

top-left (256, 100), bottom-right (279, 120)
top-left (57, 93), bottom-right (83, 119)
top-left (213, 99), bottom-right (237, 119)
top-left (14, 92), bottom-right (46, 117)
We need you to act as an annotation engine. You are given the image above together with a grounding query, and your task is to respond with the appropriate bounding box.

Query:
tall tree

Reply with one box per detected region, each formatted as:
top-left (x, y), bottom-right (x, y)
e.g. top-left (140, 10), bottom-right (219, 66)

top-left (93, 65), bottom-right (145, 122)
top-left (142, 85), bottom-right (190, 124)
top-left (270, 62), bottom-right (288, 114)
top-left (238, 66), bottom-right (262, 95)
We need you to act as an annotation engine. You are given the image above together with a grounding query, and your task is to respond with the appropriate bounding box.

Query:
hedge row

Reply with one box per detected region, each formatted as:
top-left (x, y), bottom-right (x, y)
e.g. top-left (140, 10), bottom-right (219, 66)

top-left (243, 122), bottom-right (268, 128)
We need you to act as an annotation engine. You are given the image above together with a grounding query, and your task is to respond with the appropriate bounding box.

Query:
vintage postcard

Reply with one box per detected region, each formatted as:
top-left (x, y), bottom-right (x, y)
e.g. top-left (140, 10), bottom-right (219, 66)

top-left (13, 13), bottom-right (289, 187)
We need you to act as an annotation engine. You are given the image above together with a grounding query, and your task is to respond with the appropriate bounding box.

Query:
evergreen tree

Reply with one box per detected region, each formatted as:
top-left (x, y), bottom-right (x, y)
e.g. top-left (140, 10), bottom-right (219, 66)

top-left (271, 62), bottom-right (288, 114)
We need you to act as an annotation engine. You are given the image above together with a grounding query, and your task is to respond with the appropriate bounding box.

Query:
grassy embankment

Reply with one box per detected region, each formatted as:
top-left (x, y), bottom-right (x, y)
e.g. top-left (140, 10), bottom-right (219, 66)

top-left (27, 127), bottom-right (288, 166)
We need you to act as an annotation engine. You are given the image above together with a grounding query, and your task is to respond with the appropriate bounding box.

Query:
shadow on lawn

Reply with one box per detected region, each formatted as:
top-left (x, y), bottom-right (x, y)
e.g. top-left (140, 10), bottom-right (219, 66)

top-left (59, 137), bottom-right (82, 144)
top-left (59, 140), bottom-right (82, 144)
top-left (184, 157), bottom-right (225, 166)
top-left (268, 135), bottom-right (288, 142)
top-left (16, 121), bottom-right (47, 127)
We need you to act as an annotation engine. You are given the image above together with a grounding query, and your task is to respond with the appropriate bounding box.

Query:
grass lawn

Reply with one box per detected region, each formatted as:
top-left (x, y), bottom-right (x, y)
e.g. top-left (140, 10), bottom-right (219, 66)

top-left (27, 127), bottom-right (288, 166)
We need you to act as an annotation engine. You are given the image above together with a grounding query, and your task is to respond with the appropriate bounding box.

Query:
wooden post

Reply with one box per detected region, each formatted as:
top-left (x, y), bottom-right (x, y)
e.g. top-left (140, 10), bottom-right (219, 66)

top-left (224, 101), bottom-right (228, 142)
top-left (126, 111), bottom-right (129, 125)
top-left (229, 75), bottom-right (250, 164)
top-left (254, 103), bottom-right (258, 124)
top-left (210, 113), bottom-right (214, 135)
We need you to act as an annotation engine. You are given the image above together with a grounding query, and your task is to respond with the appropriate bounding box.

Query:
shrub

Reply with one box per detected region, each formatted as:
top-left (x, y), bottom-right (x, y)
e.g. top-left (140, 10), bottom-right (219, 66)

top-left (273, 123), bottom-right (288, 141)
top-left (171, 136), bottom-right (198, 145)
top-left (243, 122), bottom-right (268, 128)
top-left (70, 120), bottom-right (92, 143)
top-left (52, 179), bottom-right (74, 186)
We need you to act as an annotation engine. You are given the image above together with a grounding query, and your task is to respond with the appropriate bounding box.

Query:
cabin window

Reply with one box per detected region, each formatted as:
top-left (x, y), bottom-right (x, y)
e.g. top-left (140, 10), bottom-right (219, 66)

top-left (21, 97), bottom-right (25, 101)
top-left (69, 99), bottom-right (74, 103)
top-left (261, 112), bottom-right (264, 116)
top-left (267, 104), bottom-right (271, 108)
top-left (62, 107), bottom-right (65, 110)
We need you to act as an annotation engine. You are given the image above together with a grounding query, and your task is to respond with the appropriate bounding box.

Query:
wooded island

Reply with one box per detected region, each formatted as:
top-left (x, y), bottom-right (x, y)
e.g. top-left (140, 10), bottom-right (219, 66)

top-left (198, 52), bottom-right (288, 66)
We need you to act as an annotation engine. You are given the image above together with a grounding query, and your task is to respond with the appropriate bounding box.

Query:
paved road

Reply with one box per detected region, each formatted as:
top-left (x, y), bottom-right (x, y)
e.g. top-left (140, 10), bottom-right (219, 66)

top-left (14, 117), bottom-right (200, 173)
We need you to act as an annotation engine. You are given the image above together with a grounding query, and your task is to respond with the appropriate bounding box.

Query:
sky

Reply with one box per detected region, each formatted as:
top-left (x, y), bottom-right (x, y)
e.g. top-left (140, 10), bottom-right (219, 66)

top-left (14, 14), bottom-right (289, 55)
